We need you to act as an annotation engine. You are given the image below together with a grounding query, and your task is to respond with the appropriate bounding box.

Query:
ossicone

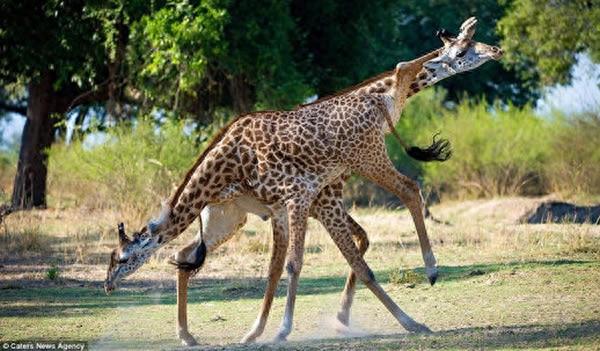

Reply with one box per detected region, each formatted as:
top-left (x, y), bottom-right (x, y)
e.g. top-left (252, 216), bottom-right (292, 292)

top-left (118, 222), bottom-right (129, 244)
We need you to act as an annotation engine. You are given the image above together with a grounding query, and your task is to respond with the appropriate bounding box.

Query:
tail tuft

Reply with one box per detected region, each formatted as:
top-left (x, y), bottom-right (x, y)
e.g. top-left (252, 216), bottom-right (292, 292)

top-left (169, 241), bottom-right (207, 274)
top-left (406, 133), bottom-right (452, 162)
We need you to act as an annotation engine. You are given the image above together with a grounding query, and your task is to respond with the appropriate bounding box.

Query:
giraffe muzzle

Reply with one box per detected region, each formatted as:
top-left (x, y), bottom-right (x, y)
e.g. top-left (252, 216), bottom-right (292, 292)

top-left (490, 46), bottom-right (503, 60)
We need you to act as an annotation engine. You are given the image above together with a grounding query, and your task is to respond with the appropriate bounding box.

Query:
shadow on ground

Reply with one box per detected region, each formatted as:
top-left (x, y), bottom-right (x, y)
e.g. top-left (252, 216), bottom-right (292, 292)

top-left (185, 320), bottom-right (600, 351)
top-left (1, 259), bottom-right (595, 319)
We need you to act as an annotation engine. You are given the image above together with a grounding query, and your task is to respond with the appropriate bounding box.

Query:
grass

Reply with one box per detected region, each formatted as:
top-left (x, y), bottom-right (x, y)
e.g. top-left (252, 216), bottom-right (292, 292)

top-left (0, 198), bottom-right (599, 350)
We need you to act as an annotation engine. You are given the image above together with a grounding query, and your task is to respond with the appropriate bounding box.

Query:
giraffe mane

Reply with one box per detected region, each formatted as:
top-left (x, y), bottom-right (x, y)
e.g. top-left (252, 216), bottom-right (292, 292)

top-left (298, 69), bottom-right (394, 108)
top-left (167, 110), bottom-right (278, 209)
top-left (168, 117), bottom-right (242, 209)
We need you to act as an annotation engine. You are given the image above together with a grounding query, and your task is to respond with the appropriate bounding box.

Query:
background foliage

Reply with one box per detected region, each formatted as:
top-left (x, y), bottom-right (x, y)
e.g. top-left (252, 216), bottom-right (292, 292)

top-left (40, 95), bottom-right (600, 215)
top-left (1, 0), bottom-right (599, 212)
top-left (498, 0), bottom-right (600, 86)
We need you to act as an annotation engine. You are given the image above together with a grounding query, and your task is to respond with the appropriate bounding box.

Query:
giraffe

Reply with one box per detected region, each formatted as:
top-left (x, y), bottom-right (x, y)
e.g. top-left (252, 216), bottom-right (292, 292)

top-left (104, 17), bottom-right (502, 345)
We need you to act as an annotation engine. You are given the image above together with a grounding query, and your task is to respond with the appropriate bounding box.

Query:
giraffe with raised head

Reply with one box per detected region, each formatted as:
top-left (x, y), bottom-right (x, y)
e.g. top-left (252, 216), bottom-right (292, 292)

top-left (104, 17), bottom-right (502, 346)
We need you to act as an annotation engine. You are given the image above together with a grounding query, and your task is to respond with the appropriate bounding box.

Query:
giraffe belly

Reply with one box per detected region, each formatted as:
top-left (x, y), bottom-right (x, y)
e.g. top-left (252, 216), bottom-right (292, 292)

top-left (234, 195), bottom-right (272, 220)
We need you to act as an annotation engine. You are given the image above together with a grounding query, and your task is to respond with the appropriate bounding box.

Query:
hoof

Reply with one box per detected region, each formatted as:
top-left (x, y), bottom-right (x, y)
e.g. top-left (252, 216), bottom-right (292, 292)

top-left (426, 267), bottom-right (438, 286)
top-left (179, 332), bottom-right (198, 346)
top-left (407, 322), bottom-right (432, 334)
top-left (428, 272), bottom-right (438, 286)
top-left (240, 332), bottom-right (258, 344)
top-left (336, 311), bottom-right (350, 327)
top-left (273, 334), bottom-right (288, 343)
top-left (333, 317), bottom-right (352, 335)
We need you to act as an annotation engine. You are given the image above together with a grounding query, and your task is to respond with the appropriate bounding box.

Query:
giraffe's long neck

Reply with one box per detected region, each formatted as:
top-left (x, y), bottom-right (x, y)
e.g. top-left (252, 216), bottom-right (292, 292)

top-left (347, 48), bottom-right (442, 125)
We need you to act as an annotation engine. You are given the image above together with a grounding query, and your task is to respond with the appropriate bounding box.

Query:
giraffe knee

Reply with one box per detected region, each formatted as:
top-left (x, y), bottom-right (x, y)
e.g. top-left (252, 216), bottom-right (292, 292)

top-left (349, 219), bottom-right (370, 253)
top-left (286, 261), bottom-right (302, 276)
top-left (354, 228), bottom-right (369, 251)
top-left (359, 235), bottom-right (370, 253)
top-left (360, 267), bottom-right (376, 284)
top-left (404, 178), bottom-right (421, 198)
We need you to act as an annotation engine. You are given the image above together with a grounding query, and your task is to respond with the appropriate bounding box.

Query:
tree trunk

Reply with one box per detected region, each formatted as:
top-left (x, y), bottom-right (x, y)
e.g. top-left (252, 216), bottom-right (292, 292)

top-left (229, 75), bottom-right (253, 115)
top-left (11, 72), bottom-right (57, 209)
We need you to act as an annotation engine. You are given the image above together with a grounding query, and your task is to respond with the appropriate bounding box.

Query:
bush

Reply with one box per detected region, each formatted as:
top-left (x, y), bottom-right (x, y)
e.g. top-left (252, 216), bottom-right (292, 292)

top-left (46, 266), bottom-right (59, 280)
top-left (546, 112), bottom-right (600, 195)
top-left (424, 101), bottom-right (551, 199)
top-left (388, 268), bottom-right (423, 286)
top-left (48, 118), bottom-right (211, 220)
top-left (44, 99), bottom-right (600, 215)
top-left (0, 150), bottom-right (16, 203)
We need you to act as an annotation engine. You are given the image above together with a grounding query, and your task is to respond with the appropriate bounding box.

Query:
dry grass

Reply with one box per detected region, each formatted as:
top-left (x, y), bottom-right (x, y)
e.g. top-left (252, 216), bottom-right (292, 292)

top-left (1, 197), bottom-right (599, 282)
top-left (0, 197), bottom-right (599, 350)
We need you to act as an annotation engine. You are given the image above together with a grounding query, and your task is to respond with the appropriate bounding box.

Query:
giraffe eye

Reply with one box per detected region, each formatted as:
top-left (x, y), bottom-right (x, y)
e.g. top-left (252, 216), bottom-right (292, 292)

top-left (118, 258), bottom-right (129, 264)
top-left (457, 50), bottom-right (467, 58)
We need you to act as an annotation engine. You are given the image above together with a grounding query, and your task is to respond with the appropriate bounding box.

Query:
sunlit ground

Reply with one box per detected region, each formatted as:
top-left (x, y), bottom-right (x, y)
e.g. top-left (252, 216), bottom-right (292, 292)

top-left (1, 197), bottom-right (599, 350)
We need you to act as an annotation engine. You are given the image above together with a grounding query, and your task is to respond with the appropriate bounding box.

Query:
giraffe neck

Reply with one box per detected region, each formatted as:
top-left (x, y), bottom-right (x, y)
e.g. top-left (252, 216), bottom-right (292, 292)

top-left (346, 48), bottom-right (442, 126)
top-left (405, 67), bottom-right (438, 98)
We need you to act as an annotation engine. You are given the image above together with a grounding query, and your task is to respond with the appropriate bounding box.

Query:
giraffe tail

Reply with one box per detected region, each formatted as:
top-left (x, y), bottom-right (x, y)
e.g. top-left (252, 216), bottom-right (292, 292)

top-left (169, 241), bottom-right (207, 274)
top-left (405, 132), bottom-right (452, 162)
top-left (384, 109), bottom-right (451, 162)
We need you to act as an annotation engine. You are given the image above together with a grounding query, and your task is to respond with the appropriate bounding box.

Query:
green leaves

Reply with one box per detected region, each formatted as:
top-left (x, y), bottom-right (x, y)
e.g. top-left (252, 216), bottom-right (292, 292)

top-left (129, 0), bottom-right (228, 105)
top-left (498, 0), bottom-right (600, 85)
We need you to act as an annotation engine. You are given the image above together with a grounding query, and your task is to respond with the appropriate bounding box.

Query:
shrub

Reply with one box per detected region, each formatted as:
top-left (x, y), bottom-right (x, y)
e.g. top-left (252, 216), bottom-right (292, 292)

top-left (44, 98), bottom-right (600, 215)
top-left (423, 101), bottom-right (552, 199)
top-left (545, 112), bottom-right (600, 196)
top-left (46, 266), bottom-right (59, 280)
top-left (345, 91), bottom-right (556, 203)
top-left (48, 118), bottom-right (212, 220)
top-left (0, 227), bottom-right (48, 258)
top-left (388, 268), bottom-right (423, 286)
top-left (0, 150), bottom-right (16, 203)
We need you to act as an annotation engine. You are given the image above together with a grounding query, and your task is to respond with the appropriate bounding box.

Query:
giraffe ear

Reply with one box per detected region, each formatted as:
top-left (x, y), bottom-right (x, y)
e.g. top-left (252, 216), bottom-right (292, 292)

top-left (436, 28), bottom-right (454, 46)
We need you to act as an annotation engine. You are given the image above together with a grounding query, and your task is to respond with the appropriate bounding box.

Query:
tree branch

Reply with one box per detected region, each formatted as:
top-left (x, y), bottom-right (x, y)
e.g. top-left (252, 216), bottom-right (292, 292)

top-left (0, 101), bottom-right (27, 116)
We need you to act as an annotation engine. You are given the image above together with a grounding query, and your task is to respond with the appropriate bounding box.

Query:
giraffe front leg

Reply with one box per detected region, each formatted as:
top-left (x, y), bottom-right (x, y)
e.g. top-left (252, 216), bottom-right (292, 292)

top-left (352, 145), bottom-right (438, 286)
top-left (274, 197), bottom-right (311, 342)
top-left (177, 269), bottom-right (198, 346)
top-left (173, 202), bottom-right (248, 346)
top-left (315, 199), bottom-right (430, 334)
top-left (241, 211), bottom-right (288, 343)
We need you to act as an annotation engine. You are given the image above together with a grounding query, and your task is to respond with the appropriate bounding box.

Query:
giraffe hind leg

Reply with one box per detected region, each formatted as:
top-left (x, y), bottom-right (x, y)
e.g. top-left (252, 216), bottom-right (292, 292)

top-left (315, 200), bottom-right (430, 334)
top-left (336, 215), bottom-right (369, 327)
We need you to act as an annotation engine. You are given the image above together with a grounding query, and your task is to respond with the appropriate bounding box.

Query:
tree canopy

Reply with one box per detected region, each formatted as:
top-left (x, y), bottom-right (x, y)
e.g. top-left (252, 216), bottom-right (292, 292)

top-left (2, 0), bottom-right (592, 209)
top-left (498, 0), bottom-right (600, 86)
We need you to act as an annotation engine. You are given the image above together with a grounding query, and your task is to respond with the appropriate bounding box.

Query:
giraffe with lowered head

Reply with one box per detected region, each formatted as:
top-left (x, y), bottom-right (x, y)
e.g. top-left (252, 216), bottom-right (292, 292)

top-left (104, 17), bottom-right (502, 345)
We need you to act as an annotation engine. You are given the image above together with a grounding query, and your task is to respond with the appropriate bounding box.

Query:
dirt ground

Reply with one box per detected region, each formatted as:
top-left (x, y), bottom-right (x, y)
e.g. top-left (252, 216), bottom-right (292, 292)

top-left (1, 197), bottom-right (599, 350)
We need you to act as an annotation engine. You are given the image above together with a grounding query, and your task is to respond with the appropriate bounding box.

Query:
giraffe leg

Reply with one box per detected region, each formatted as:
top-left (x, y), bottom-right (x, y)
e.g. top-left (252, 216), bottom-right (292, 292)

top-left (173, 202), bottom-right (248, 346)
top-left (274, 197), bottom-right (312, 342)
top-left (177, 269), bottom-right (198, 346)
top-left (336, 214), bottom-right (369, 327)
top-left (314, 199), bottom-right (430, 333)
top-left (352, 147), bottom-right (438, 285)
top-left (241, 211), bottom-right (289, 343)
top-left (310, 180), bottom-right (371, 327)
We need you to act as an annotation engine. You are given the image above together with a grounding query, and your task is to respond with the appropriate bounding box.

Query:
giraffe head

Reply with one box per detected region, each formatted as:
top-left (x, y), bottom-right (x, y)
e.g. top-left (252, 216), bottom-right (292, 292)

top-left (104, 223), bottom-right (160, 293)
top-left (423, 17), bottom-right (503, 83)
